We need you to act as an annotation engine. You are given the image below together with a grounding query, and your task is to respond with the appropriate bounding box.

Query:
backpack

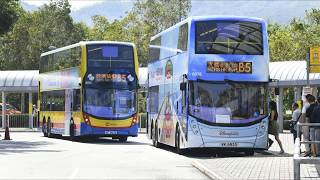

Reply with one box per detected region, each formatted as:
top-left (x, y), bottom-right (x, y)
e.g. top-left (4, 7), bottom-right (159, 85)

top-left (311, 105), bottom-right (320, 123)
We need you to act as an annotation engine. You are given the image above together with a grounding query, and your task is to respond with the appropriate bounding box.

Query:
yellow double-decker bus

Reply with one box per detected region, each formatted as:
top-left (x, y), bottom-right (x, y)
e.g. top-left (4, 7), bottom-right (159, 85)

top-left (39, 41), bottom-right (139, 141)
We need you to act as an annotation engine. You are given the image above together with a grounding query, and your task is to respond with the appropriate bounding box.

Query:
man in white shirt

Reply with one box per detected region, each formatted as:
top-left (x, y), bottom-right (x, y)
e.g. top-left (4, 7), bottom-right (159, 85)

top-left (301, 94), bottom-right (311, 155)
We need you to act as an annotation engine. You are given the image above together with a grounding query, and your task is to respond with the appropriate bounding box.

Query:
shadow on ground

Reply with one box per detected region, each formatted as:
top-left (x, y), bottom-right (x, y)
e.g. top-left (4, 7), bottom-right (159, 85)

top-left (0, 140), bottom-right (58, 155)
top-left (149, 143), bottom-right (293, 159)
top-left (48, 135), bottom-right (149, 146)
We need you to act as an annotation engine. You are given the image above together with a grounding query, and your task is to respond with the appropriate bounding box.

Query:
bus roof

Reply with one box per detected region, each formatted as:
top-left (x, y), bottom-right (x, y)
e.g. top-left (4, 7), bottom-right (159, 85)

top-left (150, 16), bottom-right (265, 41)
top-left (40, 41), bottom-right (135, 57)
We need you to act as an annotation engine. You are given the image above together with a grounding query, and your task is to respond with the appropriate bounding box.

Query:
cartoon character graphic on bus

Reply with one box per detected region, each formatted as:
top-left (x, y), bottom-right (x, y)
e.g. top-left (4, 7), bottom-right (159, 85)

top-left (162, 96), bottom-right (174, 139)
top-left (165, 60), bottom-right (173, 79)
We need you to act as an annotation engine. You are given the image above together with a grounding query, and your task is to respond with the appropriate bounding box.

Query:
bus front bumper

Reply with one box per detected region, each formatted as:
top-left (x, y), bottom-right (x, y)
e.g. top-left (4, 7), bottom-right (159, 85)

top-left (80, 123), bottom-right (138, 137)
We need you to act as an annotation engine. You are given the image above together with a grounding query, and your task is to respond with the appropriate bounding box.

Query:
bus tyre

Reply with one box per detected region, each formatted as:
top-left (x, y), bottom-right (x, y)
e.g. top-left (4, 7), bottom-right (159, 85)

top-left (244, 149), bottom-right (254, 156)
top-left (119, 136), bottom-right (128, 142)
top-left (42, 118), bottom-right (48, 137)
top-left (175, 126), bottom-right (185, 155)
top-left (69, 120), bottom-right (75, 141)
top-left (47, 119), bottom-right (52, 138)
top-left (152, 122), bottom-right (159, 148)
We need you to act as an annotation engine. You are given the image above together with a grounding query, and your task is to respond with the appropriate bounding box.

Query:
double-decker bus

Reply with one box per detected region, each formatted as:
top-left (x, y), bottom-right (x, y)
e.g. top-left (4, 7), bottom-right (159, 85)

top-left (39, 41), bottom-right (139, 141)
top-left (147, 16), bottom-right (269, 155)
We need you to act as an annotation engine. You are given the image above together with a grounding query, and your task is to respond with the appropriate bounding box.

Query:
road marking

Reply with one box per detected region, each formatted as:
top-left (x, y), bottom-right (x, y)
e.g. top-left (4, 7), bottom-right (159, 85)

top-left (68, 168), bottom-right (79, 179)
top-left (192, 160), bottom-right (223, 180)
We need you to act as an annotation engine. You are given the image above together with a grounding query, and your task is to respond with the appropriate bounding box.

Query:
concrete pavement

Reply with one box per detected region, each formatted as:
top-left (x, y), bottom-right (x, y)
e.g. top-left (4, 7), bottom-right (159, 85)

top-left (191, 132), bottom-right (320, 180)
top-left (0, 132), bottom-right (208, 179)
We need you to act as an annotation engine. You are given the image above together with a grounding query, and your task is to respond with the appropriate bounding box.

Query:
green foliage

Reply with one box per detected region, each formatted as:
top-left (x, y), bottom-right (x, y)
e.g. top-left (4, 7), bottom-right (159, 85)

top-left (269, 8), bottom-right (320, 62)
top-left (0, 0), bottom-right (87, 70)
top-left (0, 0), bottom-right (23, 35)
top-left (88, 0), bottom-right (191, 66)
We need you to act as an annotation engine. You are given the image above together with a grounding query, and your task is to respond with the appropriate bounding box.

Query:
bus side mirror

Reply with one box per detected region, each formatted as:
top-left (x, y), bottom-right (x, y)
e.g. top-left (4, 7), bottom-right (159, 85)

top-left (180, 82), bottom-right (186, 91)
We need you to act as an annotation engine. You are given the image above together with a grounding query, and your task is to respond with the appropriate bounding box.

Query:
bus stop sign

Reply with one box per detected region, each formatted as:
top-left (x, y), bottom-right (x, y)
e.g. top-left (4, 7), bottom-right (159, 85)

top-left (309, 47), bottom-right (320, 73)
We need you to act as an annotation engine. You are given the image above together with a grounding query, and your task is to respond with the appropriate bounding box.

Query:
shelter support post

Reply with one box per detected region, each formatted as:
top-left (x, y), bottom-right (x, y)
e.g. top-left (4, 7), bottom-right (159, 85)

top-left (276, 88), bottom-right (284, 132)
top-left (2, 91), bottom-right (5, 129)
top-left (28, 92), bottom-right (33, 129)
top-left (21, 93), bottom-right (25, 113)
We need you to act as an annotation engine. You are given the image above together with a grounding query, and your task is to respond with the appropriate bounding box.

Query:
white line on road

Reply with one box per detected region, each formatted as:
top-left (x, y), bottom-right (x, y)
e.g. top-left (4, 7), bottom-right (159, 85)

top-left (192, 160), bottom-right (223, 180)
top-left (68, 168), bottom-right (79, 179)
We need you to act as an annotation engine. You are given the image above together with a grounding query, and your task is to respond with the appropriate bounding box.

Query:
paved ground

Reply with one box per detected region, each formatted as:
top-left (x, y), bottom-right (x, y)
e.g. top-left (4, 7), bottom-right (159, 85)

top-left (0, 131), bottom-right (319, 179)
top-left (0, 132), bottom-right (207, 179)
top-left (191, 132), bottom-right (320, 180)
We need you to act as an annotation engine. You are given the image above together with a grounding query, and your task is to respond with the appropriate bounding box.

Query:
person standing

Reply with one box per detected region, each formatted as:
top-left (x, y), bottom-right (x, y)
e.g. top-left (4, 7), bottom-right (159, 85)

top-left (309, 96), bottom-right (320, 156)
top-left (268, 100), bottom-right (285, 154)
top-left (301, 94), bottom-right (312, 156)
top-left (291, 102), bottom-right (301, 142)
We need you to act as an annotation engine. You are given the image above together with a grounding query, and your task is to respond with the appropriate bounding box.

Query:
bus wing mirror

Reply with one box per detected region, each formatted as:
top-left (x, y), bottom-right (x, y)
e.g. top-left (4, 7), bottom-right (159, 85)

top-left (180, 82), bottom-right (186, 91)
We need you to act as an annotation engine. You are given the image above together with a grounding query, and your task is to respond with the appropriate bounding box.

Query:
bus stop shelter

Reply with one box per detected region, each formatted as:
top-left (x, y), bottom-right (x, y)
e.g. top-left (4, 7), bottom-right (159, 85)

top-left (0, 70), bottom-right (39, 129)
top-left (269, 61), bottom-right (320, 132)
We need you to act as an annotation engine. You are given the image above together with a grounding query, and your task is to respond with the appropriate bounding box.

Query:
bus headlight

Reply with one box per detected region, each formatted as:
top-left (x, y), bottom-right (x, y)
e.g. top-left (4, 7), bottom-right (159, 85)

top-left (190, 119), bottom-right (199, 135)
top-left (83, 113), bottom-right (91, 125)
top-left (258, 119), bottom-right (267, 136)
top-left (131, 114), bottom-right (138, 125)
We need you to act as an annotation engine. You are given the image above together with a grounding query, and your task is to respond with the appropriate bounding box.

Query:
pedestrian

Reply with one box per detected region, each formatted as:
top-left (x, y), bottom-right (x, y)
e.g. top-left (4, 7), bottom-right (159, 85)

top-left (309, 95), bottom-right (320, 156)
top-left (312, 96), bottom-right (320, 157)
top-left (301, 94), bottom-right (312, 156)
top-left (290, 102), bottom-right (301, 142)
top-left (268, 100), bottom-right (285, 154)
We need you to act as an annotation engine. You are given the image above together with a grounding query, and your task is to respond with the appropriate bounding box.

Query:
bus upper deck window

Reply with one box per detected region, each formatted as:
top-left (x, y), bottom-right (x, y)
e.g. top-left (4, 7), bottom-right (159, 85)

top-left (102, 46), bottom-right (118, 58)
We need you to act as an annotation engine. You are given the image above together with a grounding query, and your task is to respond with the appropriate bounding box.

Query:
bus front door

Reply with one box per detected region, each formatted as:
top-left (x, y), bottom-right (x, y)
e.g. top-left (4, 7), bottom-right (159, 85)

top-left (64, 89), bottom-right (73, 136)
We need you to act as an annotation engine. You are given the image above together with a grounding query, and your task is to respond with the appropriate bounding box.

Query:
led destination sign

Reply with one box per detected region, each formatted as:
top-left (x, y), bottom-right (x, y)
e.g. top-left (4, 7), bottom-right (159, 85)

top-left (207, 61), bottom-right (252, 74)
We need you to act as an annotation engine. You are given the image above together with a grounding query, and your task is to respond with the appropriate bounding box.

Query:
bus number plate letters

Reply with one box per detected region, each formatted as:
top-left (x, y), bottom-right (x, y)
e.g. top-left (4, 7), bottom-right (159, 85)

top-left (105, 131), bottom-right (118, 135)
top-left (221, 142), bottom-right (238, 147)
top-left (207, 61), bottom-right (252, 73)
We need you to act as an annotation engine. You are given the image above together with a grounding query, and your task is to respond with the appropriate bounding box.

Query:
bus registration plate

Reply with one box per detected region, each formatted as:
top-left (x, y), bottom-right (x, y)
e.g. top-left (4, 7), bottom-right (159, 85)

top-left (221, 142), bottom-right (238, 147)
top-left (105, 131), bottom-right (118, 135)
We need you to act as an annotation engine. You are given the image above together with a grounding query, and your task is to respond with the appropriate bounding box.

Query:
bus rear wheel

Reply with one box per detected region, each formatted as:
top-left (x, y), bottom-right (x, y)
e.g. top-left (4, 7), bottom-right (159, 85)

top-left (47, 119), bottom-right (52, 138)
top-left (42, 117), bottom-right (47, 137)
top-left (152, 121), bottom-right (159, 148)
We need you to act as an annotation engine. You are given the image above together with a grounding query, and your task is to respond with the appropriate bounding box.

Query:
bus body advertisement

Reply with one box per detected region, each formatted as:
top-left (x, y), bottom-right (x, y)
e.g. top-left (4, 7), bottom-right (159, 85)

top-left (39, 41), bottom-right (139, 141)
top-left (147, 16), bottom-right (269, 154)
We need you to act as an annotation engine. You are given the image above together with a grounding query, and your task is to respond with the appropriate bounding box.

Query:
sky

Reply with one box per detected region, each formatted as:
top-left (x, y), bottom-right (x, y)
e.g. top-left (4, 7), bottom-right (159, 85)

top-left (20, 0), bottom-right (320, 26)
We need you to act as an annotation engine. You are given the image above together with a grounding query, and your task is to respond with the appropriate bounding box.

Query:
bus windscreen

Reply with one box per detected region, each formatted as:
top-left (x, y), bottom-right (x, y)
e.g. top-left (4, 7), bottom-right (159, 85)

top-left (87, 44), bottom-right (134, 69)
top-left (195, 20), bottom-right (263, 55)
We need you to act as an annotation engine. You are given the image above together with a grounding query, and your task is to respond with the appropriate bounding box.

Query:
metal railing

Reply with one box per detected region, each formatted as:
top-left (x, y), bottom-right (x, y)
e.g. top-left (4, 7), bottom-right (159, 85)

top-left (0, 114), bottom-right (38, 129)
top-left (138, 113), bottom-right (146, 133)
top-left (294, 122), bottom-right (320, 180)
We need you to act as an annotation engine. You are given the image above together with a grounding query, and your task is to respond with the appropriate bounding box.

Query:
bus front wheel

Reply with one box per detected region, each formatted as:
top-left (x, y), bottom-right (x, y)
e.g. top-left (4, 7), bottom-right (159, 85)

top-left (69, 119), bottom-right (75, 141)
top-left (175, 125), bottom-right (185, 155)
top-left (119, 136), bottom-right (128, 142)
top-left (244, 149), bottom-right (254, 156)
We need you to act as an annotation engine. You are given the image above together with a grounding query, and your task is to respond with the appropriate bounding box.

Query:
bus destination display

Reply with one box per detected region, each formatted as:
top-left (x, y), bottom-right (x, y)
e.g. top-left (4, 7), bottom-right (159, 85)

top-left (207, 61), bottom-right (252, 73)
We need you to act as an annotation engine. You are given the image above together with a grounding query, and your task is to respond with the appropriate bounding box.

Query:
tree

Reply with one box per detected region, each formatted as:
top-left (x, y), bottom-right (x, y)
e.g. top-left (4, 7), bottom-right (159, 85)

top-left (131, 0), bottom-right (191, 65)
top-left (0, 0), bottom-right (23, 35)
top-left (268, 8), bottom-right (320, 62)
top-left (0, 0), bottom-right (88, 70)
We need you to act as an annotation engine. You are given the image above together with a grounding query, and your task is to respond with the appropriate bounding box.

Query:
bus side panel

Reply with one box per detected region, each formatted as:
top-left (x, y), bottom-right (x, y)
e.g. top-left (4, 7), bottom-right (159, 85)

top-left (49, 111), bottom-right (65, 135)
